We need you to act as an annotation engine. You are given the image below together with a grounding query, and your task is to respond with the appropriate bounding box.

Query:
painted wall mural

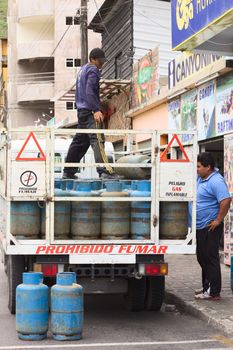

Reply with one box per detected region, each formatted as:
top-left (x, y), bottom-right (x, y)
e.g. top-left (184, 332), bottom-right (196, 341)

top-left (131, 47), bottom-right (159, 109)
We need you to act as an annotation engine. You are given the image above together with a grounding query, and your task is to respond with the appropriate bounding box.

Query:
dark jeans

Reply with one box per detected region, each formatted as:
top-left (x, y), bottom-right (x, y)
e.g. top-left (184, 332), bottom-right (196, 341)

top-left (64, 109), bottom-right (107, 175)
top-left (196, 222), bottom-right (223, 296)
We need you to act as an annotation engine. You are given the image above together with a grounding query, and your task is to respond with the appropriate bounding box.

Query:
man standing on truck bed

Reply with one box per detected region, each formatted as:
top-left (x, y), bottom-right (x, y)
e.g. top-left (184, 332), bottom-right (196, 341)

top-left (194, 152), bottom-right (231, 300)
top-left (63, 48), bottom-right (122, 180)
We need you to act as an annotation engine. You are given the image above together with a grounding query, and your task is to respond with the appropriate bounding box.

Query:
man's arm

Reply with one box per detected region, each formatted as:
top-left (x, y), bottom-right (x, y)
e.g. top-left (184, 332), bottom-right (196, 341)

top-left (86, 71), bottom-right (103, 123)
top-left (86, 71), bottom-right (100, 105)
top-left (208, 198), bottom-right (232, 231)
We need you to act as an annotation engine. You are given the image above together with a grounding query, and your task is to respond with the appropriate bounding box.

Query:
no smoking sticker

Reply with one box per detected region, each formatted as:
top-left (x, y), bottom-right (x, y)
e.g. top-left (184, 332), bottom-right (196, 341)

top-left (11, 162), bottom-right (46, 197)
top-left (19, 170), bottom-right (38, 194)
top-left (20, 171), bottom-right (37, 187)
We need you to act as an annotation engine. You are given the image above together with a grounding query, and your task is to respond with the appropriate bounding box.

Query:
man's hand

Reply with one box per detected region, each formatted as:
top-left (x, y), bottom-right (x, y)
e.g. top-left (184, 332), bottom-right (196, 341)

top-left (208, 219), bottom-right (221, 231)
top-left (93, 111), bottom-right (104, 123)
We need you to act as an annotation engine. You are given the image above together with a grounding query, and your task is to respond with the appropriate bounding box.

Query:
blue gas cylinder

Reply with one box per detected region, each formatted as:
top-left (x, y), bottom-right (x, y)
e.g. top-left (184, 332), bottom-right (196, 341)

top-left (131, 180), bottom-right (151, 239)
top-left (101, 181), bottom-right (130, 239)
top-left (55, 178), bottom-right (62, 189)
top-left (41, 199), bottom-right (71, 239)
top-left (120, 180), bottom-right (132, 190)
top-left (16, 272), bottom-right (49, 340)
top-left (51, 272), bottom-right (84, 341)
top-left (11, 202), bottom-right (40, 239)
top-left (71, 181), bottom-right (100, 239)
top-left (231, 256), bottom-right (233, 292)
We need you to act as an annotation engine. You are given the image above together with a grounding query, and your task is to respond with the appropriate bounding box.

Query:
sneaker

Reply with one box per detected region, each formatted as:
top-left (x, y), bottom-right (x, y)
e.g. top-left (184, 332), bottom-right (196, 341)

top-left (195, 287), bottom-right (210, 295)
top-left (195, 291), bottom-right (210, 300)
top-left (62, 173), bottom-right (78, 180)
top-left (195, 292), bottom-right (220, 300)
top-left (100, 172), bottom-right (124, 180)
top-left (195, 288), bottom-right (204, 295)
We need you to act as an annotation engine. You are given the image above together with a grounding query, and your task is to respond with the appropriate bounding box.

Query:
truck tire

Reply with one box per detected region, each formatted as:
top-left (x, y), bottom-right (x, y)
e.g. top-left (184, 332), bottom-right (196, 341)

top-left (7, 255), bottom-right (25, 314)
top-left (124, 277), bottom-right (146, 312)
top-left (146, 276), bottom-right (165, 311)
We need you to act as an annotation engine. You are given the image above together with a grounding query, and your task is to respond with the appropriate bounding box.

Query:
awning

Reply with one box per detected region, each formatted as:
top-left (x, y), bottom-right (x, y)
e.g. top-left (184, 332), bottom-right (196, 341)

top-left (52, 79), bottom-right (131, 103)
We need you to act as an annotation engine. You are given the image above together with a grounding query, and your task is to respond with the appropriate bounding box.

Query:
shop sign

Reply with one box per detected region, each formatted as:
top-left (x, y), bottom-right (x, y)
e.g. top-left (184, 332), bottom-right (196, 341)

top-left (131, 47), bottom-right (159, 109)
top-left (181, 89), bottom-right (197, 142)
top-left (216, 73), bottom-right (233, 136)
top-left (168, 98), bottom-right (181, 131)
top-left (197, 80), bottom-right (216, 140)
top-left (224, 134), bottom-right (233, 194)
top-left (172, 0), bottom-right (233, 50)
top-left (168, 53), bottom-right (220, 89)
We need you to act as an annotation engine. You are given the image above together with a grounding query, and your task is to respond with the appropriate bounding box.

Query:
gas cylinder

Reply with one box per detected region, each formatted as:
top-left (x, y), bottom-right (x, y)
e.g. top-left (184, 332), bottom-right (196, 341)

top-left (101, 181), bottom-right (130, 239)
top-left (54, 178), bottom-right (62, 189)
top-left (51, 272), bottom-right (83, 341)
top-left (120, 180), bottom-right (132, 190)
top-left (11, 202), bottom-right (40, 239)
top-left (159, 202), bottom-right (188, 239)
top-left (16, 272), bottom-right (49, 340)
top-left (41, 201), bottom-right (71, 240)
top-left (71, 181), bottom-right (100, 239)
top-left (131, 180), bottom-right (151, 240)
top-left (116, 155), bottom-right (151, 179)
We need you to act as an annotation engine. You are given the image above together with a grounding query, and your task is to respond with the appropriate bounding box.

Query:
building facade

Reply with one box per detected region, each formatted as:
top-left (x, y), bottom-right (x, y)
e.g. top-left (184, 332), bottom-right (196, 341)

top-left (8, 0), bottom-right (102, 128)
top-left (0, 0), bottom-right (8, 128)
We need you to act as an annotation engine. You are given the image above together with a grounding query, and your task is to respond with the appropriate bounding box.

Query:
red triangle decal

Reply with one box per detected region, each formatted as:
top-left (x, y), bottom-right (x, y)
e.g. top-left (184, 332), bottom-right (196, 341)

top-left (15, 132), bottom-right (46, 161)
top-left (160, 134), bottom-right (190, 162)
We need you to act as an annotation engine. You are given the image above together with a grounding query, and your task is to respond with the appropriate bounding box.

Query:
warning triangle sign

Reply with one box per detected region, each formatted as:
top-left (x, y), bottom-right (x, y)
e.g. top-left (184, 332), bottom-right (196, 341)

top-left (160, 134), bottom-right (190, 162)
top-left (16, 132), bottom-right (46, 161)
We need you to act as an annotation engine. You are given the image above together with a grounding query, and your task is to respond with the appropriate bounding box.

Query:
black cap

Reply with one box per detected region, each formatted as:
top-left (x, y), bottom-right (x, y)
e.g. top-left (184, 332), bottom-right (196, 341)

top-left (89, 48), bottom-right (107, 63)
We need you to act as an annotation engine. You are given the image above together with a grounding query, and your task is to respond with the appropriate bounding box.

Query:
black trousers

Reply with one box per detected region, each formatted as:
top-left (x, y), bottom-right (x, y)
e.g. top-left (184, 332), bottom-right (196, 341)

top-left (64, 109), bottom-right (107, 175)
top-left (196, 223), bottom-right (223, 296)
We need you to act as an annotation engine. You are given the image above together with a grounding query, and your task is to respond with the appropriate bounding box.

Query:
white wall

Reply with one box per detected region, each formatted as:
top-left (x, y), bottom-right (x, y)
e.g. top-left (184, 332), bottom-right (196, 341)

top-left (54, 0), bottom-right (102, 126)
top-left (133, 0), bottom-right (179, 78)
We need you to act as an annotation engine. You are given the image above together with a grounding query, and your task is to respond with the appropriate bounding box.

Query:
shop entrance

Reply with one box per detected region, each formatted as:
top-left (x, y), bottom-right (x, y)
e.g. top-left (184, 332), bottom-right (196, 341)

top-left (199, 137), bottom-right (224, 175)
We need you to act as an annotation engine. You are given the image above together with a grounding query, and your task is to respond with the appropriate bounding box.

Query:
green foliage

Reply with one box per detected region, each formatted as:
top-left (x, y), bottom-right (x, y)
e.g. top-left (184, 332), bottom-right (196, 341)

top-left (0, 0), bottom-right (7, 39)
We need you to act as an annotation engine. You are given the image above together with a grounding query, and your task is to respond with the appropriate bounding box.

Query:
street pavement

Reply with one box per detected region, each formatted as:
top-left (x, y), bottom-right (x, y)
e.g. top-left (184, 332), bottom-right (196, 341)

top-left (166, 254), bottom-right (233, 336)
top-left (0, 259), bottom-right (233, 349)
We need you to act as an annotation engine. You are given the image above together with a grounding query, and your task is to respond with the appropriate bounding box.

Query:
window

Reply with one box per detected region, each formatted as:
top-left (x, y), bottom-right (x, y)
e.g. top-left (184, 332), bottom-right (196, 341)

top-left (66, 58), bottom-right (81, 68)
top-left (74, 58), bottom-right (81, 67)
top-left (66, 102), bottom-right (77, 110)
top-left (115, 52), bottom-right (123, 79)
top-left (66, 59), bottom-right (74, 67)
top-left (54, 153), bottom-right (62, 173)
top-left (66, 16), bottom-right (80, 25)
top-left (66, 17), bottom-right (73, 25)
top-left (73, 16), bottom-right (80, 25)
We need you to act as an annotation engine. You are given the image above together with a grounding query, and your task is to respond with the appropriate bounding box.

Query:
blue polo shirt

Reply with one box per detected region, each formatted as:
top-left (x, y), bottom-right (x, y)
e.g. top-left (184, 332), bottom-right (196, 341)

top-left (196, 169), bottom-right (230, 229)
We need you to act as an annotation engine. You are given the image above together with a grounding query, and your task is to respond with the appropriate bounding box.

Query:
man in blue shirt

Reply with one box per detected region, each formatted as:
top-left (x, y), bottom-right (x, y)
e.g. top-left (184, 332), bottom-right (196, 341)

top-left (63, 48), bottom-right (121, 180)
top-left (195, 152), bottom-right (231, 300)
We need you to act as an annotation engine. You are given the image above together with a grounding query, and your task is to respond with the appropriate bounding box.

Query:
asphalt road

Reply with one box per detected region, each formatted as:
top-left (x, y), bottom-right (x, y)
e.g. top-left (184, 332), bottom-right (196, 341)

top-left (0, 262), bottom-right (232, 350)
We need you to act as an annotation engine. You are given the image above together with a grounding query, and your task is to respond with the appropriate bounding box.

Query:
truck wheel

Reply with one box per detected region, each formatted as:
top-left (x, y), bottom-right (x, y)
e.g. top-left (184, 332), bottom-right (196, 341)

top-left (7, 255), bottom-right (25, 314)
top-left (146, 276), bottom-right (165, 311)
top-left (124, 277), bottom-right (146, 312)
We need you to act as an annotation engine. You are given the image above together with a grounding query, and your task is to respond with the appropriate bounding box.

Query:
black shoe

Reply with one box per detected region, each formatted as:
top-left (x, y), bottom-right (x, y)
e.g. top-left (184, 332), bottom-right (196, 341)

top-left (62, 173), bottom-right (78, 180)
top-left (100, 172), bottom-right (124, 180)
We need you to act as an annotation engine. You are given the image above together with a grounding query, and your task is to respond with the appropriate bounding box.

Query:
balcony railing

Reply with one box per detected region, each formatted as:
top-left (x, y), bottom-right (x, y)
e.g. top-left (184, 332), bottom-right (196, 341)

top-left (18, 0), bottom-right (54, 19)
top-left (18, 41), bottom-right (54, 60)
top-left (16, 72), bottom-right (54, 84)
top-left (16, 72), bottom-right (54, 103)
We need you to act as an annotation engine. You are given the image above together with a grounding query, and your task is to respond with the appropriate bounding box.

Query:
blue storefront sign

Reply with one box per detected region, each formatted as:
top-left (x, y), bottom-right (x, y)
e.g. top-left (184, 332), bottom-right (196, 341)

top-left (172, 0), bottom-right (233, 50)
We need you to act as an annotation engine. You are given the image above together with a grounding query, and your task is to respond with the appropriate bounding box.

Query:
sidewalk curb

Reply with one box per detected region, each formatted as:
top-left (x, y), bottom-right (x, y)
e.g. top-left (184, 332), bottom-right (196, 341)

top-left (165, 291), bottom-right (233, 336)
